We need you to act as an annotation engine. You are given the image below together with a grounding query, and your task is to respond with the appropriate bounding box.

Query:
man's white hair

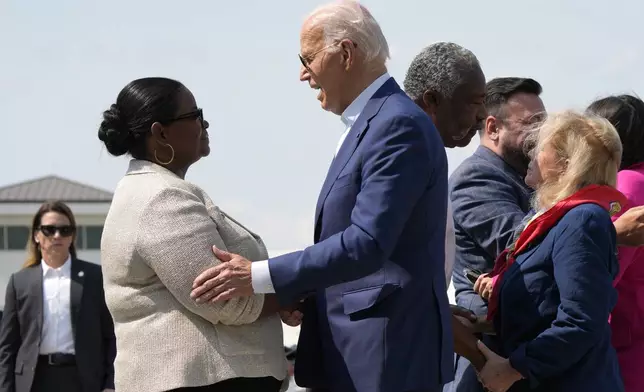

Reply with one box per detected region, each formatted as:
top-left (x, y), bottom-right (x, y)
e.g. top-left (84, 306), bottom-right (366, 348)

top-left (306, 0), bottom-right (390, 67)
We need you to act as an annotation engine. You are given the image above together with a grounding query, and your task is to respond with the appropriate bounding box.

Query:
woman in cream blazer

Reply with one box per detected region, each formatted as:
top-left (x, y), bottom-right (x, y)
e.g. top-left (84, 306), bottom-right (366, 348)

top-left (97, 77), bottom-right (287, 392)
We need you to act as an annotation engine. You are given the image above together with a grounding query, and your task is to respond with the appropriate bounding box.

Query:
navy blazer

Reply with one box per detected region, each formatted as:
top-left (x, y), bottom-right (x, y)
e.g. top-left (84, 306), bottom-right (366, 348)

top-left (269, 78), bottom-right (453, 392)
top-left (450, 146), bottom-right (532, 316)
top-left (496, 204), bottom-right (624, 391)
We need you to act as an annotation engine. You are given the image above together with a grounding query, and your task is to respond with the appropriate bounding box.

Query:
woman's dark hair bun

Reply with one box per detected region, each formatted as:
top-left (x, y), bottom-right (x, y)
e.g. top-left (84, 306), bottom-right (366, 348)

top-left (98, 77), bottom-right (185, 159)
top-left (98, 104), bottom-right (132, 157)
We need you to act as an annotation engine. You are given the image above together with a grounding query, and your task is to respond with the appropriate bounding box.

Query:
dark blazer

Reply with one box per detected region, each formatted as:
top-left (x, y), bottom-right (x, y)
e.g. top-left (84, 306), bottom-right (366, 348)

top-left (269, 78), bottom-right (453, 392)
top-left (0, 259), bottom-right (116, 392)
top-left (450, 146), bottom-right (532, 316)
top-left (496, 204), bottom-right (624, 391)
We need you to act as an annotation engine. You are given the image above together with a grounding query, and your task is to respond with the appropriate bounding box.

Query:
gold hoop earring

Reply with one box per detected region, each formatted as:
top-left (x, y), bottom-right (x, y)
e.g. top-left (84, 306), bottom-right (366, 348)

top-left (154, 142), bottom-right (175, 165)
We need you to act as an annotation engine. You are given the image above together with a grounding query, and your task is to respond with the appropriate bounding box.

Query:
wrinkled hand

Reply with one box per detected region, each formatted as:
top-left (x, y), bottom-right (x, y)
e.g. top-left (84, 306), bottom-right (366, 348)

top-left (615, 205), bottom-right (644, 247)
top-left (477, 340), bottom-right (522, 392)
top-left (190, 246), bottom-right (253, 303)
top-left (474, 273), bottom-right (494, 300)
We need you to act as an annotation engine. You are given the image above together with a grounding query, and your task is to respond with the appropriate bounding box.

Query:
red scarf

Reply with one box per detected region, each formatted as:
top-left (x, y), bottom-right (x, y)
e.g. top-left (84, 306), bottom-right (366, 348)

top-left (486, 184), bottom-right (627, 321)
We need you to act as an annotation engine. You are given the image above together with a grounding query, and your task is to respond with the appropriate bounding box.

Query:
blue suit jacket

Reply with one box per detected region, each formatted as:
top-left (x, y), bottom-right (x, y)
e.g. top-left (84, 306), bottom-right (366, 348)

top-left (268, 78), bottom-right (454, 392)
top-left (496, 204), bottom-right (624, 391)
top-left (449, 146), bottom-right (532, 316)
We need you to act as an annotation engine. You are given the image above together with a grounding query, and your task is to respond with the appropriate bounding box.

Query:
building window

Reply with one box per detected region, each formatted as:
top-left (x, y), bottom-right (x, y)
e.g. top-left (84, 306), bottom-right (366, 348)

top-left (74, 225), bottom-right (103, 250)
top-left (85, 226), bottom-right (103, 250)
top-left (75, 226), bottom-right (83, 250)
top-left (7, 226), bottom-right (30, 250)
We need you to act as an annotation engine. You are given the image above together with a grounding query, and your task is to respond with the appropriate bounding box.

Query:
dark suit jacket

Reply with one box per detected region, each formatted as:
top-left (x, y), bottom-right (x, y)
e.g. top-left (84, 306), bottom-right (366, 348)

top-left (269, 78), bottom-right (454, 392)
top-left (497, 204), bottom-right (624, 391)
top-left (450, 146), bottom-right (532, 316)
top-left (0, 259), bottom-right (116, 392)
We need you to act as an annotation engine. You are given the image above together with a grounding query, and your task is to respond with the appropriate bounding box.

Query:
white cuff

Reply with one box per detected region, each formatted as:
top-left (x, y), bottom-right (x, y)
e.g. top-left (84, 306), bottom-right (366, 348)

top-left (251, 260), bottom-right (276, 294)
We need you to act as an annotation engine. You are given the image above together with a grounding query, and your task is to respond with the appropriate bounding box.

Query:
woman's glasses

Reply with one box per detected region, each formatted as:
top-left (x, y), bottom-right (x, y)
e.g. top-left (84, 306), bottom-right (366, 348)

top-left (163, 108), bottom-right (206, 130)
top-left (39, 225), bottom-right (75, 237)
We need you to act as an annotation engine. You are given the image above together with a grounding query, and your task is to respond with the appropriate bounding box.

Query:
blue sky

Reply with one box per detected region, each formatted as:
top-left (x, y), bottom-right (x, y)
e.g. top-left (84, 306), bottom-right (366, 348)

top-left (1, 0), bottom-right (643, 251)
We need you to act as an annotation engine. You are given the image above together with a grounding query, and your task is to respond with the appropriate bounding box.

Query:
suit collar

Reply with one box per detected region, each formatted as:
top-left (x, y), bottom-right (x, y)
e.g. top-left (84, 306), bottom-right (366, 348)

top-left (340, 72), bottom-right (391, 128)
top-left (26, 265), bottom-right (44, 336)
top-left (125, 159), bottom-right (180, 178)
top-left (69, 258), bottom-right (85, 340)
top-left (41, 255), bottom-right (72, 277)
top-left (314, 77), bottom-right (401, 236)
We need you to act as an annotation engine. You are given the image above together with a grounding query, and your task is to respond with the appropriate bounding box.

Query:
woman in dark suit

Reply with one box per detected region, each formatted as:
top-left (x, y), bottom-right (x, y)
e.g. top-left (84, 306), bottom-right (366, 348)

top-left (474, 111), bottom-right (626, 391)
top-left (0, 201), bottom-right (115, 392)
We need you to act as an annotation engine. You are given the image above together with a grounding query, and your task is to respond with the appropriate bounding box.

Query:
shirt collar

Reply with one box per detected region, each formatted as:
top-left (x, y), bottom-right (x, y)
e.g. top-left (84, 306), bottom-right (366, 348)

top-left (42, 256), bottom-right (72, 276)
top-left (341, 72), bottom-right (390, 128)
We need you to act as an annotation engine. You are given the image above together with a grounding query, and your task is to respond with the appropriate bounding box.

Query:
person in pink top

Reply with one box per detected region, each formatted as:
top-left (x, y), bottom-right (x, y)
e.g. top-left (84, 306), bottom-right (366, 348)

top-left (587, 94), bottom-right (644, 392)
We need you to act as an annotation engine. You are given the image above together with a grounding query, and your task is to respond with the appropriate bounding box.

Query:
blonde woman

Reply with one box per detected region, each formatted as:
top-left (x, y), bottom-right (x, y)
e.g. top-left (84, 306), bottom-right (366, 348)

top-left (474, 112), bottom-right (626, 391)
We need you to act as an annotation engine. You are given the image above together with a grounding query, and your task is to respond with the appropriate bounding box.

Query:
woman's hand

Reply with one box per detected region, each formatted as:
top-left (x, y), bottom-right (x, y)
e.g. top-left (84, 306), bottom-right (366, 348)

top-left (474, 273), bottom-right (494, 300)
top-left (476, 340), bottom-right (523, 392)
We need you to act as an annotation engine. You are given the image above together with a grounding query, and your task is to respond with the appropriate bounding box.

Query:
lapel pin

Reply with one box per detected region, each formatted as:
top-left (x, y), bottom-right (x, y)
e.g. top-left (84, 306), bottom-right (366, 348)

top-left (78, 271), bottom-right (84, 278)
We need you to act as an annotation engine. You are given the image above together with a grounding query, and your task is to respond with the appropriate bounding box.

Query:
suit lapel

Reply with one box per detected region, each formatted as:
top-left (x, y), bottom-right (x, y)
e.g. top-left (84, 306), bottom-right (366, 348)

top-left (27, 265), bottom-right (44, 337)
top-left (313, 78), bottom-right (398, 235)
top-left (70, 259), bottom-right (84, 339)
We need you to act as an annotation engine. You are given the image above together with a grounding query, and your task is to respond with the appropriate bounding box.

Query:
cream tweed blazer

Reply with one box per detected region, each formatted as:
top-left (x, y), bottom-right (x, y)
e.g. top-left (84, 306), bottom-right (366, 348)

top-left (100, 160), bottom-right (287, 392)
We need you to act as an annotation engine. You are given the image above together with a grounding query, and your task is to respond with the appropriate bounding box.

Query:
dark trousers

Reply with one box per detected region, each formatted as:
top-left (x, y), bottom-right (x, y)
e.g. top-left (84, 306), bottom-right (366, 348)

top-left (31, 362), bottom-right (82, 392)
top-left (169, 376), bottom-right (282, 392)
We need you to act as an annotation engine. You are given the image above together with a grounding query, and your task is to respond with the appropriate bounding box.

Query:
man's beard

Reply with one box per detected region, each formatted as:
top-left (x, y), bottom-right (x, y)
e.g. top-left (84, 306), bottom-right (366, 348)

top-left (505, 147), bottom-right (530, 176)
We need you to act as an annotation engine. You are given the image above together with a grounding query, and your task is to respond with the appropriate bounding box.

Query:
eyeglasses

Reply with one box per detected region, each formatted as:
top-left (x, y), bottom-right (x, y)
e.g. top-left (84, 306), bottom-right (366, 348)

top-left (299, 42), bottom-right (340, 69)
top-left (39, 225), bottom-right (75, 237)
top-left (163, 108), bottom-right (206, 130)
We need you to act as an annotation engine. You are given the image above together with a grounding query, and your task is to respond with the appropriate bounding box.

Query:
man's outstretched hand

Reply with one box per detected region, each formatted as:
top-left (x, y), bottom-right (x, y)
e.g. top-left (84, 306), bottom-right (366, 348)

top-left (190, 246), bottom-right (254, 303)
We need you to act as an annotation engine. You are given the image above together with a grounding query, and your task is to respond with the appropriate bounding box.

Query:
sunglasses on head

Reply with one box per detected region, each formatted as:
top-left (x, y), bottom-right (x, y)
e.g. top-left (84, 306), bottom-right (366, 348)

top-left (39, 225), bottom-right (75, 237)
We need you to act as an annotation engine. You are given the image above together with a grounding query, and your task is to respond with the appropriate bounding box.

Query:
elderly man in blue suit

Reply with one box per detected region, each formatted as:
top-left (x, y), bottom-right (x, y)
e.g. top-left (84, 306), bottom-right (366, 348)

top-left (190, 1), bottom-right (453, 391)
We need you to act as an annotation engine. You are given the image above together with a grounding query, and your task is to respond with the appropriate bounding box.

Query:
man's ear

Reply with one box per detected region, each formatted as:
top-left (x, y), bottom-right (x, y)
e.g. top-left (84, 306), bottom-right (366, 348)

top-left (422, 90), bottom-right (441, 114)
top-left (339, 39), bottom-right (356, 71)
top-left (484, 116), bottom-right (500, 141)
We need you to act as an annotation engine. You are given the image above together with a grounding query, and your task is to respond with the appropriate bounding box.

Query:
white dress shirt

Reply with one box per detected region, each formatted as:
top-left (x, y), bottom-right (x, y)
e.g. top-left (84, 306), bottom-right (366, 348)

top-left (250, 73), bottom-right (392, 294)
top-left (40, 256), bottom-right (75, 355)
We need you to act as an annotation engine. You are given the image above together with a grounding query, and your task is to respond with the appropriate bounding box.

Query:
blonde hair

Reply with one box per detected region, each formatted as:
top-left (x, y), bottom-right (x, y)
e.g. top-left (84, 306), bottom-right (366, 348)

top-left (531, 111), bottom-right (622, 210)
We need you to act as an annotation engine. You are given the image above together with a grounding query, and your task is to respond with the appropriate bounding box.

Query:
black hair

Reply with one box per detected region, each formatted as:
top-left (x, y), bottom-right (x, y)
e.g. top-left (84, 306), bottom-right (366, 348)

top-left (98, 77), bottom-right (185, 158)
top-left (587, 94), bottom-right (644, 170)
top-left (485, 77), bottom-right (543, 119)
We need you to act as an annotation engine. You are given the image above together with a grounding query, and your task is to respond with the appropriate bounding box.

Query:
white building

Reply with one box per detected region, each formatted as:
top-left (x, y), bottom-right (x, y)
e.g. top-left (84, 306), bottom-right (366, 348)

top-left (0, 175), bottom-right (112, 307)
